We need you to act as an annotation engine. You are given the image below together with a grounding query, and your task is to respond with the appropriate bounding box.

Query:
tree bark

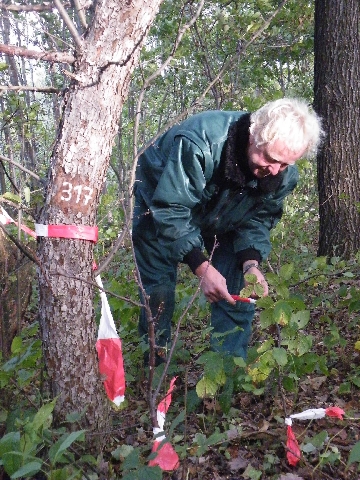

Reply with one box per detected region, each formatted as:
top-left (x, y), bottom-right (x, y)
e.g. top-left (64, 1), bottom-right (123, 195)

top-left (314, 0), bottom-right (360, 259)
top-left (36, 0), bottom-right (162, 446)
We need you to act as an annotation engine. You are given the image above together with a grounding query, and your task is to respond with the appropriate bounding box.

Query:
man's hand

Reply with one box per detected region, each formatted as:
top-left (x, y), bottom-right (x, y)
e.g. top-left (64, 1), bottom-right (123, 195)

top-left (243, 261), bottom-right (269, 297)
top-left (195, 261), bottom-right (236, 304)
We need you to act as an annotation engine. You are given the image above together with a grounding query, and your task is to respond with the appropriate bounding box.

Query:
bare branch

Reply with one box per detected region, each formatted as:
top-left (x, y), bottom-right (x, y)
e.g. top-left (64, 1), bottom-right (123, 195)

top-left (73, 0), bottom-right (88, 29)
top-left (0, 154), bottom-right (41, 181)
top-left (0, 43), bottom-right (75, 64)
top-left (0, 85), bottom-right (59, 94)
top-left (130, 0), bottom-right (206, 216)
top-left (0, 222), bottom-right (38, 265)
top-left (0, 2), bottom-right (68, 12)
top-left (95, 228), bottom-right (128, 275)
top-left (53, 0), bottom-right (83, 50)
top-left (129, 0), bottom-right (289, 202)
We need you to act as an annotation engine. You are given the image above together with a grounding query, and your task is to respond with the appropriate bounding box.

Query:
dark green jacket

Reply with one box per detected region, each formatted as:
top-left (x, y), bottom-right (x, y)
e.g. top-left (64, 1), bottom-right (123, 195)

top-left (134, 110), bottom-right (299, 265)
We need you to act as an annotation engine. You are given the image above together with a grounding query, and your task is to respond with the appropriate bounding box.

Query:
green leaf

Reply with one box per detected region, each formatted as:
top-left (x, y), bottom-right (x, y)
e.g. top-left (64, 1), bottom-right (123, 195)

top-left (121, 448), bottom-right (141, 471)
top-left (0, 432), bottom-right (20, 459)
top-left (23, 187), bottom-right (31, 204)
top-left (275, 284), bottom-right (290, 299)
top-left (266, 272), bottom-right (279, 286)
top-left (279, 263), bottom-right (294, 280)
top-left (10, 460), bottom-right (42, 479)
top-left (196, 351), bottom-right (225, 384)
top-left (28, 399), bottom-right (56, 433)
top-left (256, 296), bottom-right (274, 308)
top-left (350, 376), bottom-right (360, 388)
top-left (310, 430), bottom-right (328, 448)
top-left (290, 310), bottom-right (310, 329)
top-left (2, 192), bottom-right (21, 204)
top-left (196, 351), bottom-right (221, 366)
top-left (196, 376), bottom-right (218, 398)
top-left (272, 347), bottom-right (288, 366)
top-left (233, 356), bottom-right (247, 367)
top-left (288, 333), bottom-right (312, 356)
top-left (257, 338), bottom-right (274, 353)
top-left (169, 410), bottom-right (185, 438)
top-left (348, 441), bottom-right (360, 465)
top-left (122, 466), bottom-right (162, 480)
top-left (273, 301), bottom-right (292, 325)
top-left (2, 452), bottom-right (24, 476)
top-left (259, 309), bottom-right (275, 328)
top-left (282, 375), bottom-right (296, 391)
top-left (10, 337), bottom-right (22, 354)
top-left (48, 430), bottom-right (85, 464)
top-left (111, 444), bottom-right (134, 461)
top-left (247, 364), bottom-right (272, 383)
top-left (338, 382), bottom-right (351, 394)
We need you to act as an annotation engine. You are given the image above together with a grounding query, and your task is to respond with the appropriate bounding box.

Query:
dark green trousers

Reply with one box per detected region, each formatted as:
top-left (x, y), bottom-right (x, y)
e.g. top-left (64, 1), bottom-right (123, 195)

top-left (132, 196), bottom-right (255, 359)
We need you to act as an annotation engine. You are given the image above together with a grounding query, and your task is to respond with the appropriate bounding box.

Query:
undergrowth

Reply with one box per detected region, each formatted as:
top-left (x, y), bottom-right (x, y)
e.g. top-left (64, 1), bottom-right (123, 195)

top-left (1, 162), bottom-right (360, 479)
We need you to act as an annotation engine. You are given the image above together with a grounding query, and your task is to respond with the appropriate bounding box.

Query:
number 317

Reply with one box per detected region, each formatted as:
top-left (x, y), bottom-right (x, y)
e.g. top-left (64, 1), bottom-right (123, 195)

top-left (61, 182), bottom-right (93, 205)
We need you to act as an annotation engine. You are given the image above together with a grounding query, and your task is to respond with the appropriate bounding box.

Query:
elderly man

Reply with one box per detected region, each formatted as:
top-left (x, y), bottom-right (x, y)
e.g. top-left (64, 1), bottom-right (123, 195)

top-left (132, 98), bottom-right (323, 364)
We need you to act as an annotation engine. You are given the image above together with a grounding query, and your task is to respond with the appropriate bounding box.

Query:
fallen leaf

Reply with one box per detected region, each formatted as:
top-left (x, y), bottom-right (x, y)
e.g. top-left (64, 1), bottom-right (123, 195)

top-left (228, 453), bottom-right (248, 471)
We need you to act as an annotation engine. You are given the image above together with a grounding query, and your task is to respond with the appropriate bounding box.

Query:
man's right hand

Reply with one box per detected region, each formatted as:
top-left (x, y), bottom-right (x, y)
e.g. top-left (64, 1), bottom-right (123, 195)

top-left (195, 261), bottom-right (236, 305)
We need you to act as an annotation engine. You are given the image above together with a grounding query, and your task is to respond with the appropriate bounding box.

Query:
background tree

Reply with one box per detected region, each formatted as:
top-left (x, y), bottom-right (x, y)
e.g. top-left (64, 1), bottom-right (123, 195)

top-left (314, 0), bottom-right (360, 259)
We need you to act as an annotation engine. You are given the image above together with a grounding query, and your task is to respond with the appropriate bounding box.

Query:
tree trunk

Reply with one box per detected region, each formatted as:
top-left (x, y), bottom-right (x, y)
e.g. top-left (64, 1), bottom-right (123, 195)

top-left (314, 0), bottom-right (360, 259)
top-left (36, 0), bottom-right (162, 446)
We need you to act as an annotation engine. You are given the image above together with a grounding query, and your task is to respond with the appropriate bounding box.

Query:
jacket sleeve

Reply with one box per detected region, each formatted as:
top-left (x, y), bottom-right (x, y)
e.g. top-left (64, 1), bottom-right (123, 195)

top-left (234, 166), bottom-right (299, 262)
top-left (150, 136), bottom-right (211, 262)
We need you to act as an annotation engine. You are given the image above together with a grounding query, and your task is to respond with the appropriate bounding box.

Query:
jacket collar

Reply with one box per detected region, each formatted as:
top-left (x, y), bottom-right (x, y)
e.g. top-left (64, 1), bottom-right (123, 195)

top-left (223, 113), bottom-right (284, 193)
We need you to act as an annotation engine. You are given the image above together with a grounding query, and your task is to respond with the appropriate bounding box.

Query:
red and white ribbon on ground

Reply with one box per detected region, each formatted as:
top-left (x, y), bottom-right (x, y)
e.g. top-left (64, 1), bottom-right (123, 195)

top-left (95, 274), bottom-right (125, 406)
top-left (0, 206), bottom-right (37, 238)
top-left (35, 223), bottom-right (98, 242)
top-left (285, 406), bottom-right (345, 466)
top-left (149, 376), bottom-right (179, 471)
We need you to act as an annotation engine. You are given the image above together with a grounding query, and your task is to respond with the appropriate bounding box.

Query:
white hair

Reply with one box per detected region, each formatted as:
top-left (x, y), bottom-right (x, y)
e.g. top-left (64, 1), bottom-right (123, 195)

top-left (249, 98), bottom-right (324, 157)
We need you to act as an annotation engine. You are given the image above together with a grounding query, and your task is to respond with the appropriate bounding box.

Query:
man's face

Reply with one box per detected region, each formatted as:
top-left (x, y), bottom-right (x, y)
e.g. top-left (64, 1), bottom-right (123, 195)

top-left (247, 135), bottom-right (305, 178)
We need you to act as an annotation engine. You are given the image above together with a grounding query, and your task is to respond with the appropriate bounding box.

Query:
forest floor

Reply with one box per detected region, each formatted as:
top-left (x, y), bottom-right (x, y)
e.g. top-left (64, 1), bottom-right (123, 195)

top-left (2, 258), bottom-right (360, 480)
top-left (112, 275), bottom-right (360, 480)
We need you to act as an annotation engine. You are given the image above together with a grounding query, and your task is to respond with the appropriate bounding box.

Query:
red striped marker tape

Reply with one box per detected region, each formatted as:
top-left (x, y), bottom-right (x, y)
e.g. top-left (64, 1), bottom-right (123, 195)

top-left (35, 223), bottom-right (98, 242)
top-left (231, 295), bottom-right (256, 304)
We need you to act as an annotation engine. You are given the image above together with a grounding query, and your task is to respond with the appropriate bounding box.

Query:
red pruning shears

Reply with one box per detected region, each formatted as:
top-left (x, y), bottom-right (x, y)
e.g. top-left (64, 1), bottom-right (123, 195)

top-left (231, 295), bottom-right (256, 304)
